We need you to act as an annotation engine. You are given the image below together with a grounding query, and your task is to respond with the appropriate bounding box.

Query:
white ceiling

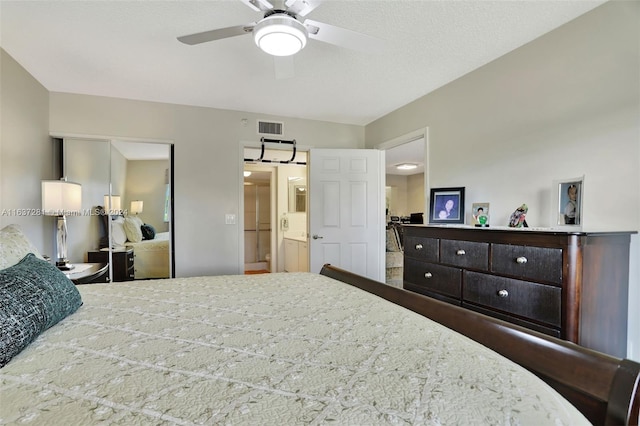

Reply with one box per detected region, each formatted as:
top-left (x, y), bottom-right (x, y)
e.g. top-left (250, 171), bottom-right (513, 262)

top-left (385, 138), bottom-right (425, 176)
top-left (111, 140), bottom-right (170, 160)
top-left (0, 0), bottom-right (606, 128)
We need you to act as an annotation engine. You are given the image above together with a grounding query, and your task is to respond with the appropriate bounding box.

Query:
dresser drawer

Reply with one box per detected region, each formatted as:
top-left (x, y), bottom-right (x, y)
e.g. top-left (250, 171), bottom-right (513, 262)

top-left (464, 271), bottom-right (561, 327)
top-left (440, 239), bottom-right (488, 270)
top-left (404, 236), bottom-right (438, 262)
top-left (491, 244), bottom-right (562, 284)
top-left (404, 258), bottom-right (461, 299)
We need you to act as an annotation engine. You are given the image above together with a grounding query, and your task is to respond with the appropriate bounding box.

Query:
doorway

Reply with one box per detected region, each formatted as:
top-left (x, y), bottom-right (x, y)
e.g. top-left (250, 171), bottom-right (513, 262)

top-left (243, 168), bottom-right (273, 274)
top-left (241, 146), bottom-right (387, 280)
top-left (242, 145), bottom-right (308, 274)
top-left (378, 128), bottom-right (429, 287)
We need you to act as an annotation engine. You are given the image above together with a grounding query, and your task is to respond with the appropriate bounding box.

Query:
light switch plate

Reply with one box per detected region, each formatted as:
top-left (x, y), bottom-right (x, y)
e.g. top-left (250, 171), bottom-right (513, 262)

top-left (225, 214), bottom-right (236, 225)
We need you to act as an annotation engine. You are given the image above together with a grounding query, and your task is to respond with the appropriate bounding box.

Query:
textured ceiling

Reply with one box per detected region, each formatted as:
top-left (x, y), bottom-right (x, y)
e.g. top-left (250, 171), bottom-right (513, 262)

top-left (0, 0), bottom-right (606, 126)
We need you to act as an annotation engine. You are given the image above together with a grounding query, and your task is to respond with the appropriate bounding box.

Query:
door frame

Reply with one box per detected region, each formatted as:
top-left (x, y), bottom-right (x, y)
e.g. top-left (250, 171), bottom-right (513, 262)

top-left (242, 163), bottom-right (276, 272)
top-left (238, 141), bottom-right (310, 274)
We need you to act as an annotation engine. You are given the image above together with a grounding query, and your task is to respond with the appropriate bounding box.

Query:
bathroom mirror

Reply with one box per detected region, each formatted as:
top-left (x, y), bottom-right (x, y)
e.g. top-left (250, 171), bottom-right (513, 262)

top-left (288, 178), bottom-right (306, 213)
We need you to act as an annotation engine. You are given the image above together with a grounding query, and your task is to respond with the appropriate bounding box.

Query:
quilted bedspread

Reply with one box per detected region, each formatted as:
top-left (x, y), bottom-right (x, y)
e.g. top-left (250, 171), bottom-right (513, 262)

top-left (0, 272), bottom-right (589, 425)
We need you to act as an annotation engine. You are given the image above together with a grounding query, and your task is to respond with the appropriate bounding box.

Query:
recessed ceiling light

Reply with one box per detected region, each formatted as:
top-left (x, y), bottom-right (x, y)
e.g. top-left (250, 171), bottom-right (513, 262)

top-left (244, 171), bottom-right (252, 177)
top-left (396, 163), bottom-right (418, 170)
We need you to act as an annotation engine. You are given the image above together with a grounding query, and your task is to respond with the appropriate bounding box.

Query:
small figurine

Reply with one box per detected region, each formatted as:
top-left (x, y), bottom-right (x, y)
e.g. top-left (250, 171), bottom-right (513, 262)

top-left (508, 204), bottom-right (529, 228)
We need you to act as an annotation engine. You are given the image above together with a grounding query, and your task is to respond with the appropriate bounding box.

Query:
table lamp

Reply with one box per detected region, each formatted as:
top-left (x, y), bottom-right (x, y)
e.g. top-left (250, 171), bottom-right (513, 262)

top-left (130, 200), bottom-right (143, 215)
top-left (42, 179), bottom-right (82, 270)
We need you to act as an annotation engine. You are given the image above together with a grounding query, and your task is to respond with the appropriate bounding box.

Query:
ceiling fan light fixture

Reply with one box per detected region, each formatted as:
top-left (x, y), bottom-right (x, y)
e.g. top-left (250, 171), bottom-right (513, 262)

top-left (254, 14), bottom-right (307, 56)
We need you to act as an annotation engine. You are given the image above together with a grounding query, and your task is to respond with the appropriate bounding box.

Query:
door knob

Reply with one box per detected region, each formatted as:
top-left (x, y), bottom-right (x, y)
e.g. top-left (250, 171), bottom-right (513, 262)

top-left (312, 234), bottom-right (323, 240)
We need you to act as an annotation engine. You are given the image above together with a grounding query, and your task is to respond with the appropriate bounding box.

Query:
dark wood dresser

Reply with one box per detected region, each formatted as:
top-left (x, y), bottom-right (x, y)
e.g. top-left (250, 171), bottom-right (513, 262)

top-left (88, 248), bottom-right (135, 282)
top-left (402, 225), bottom-right (635, 358)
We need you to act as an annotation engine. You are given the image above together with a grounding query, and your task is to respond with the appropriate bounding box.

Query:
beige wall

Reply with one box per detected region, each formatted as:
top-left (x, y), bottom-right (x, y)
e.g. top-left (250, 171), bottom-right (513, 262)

top-left (0, 49), bottom-right (53, 253)
top-left (126, 159), bottom-right (169, 232)
top-left (385, 174), bottom-right (408, 218)
top-left (48, 92), bottom-right (364, 276)
top-left (385, 173), bottom-right (425, 219)
top-left (366, 0), bottom-right (640, 360)
top-left (407, 173), bottom-right (425, 216)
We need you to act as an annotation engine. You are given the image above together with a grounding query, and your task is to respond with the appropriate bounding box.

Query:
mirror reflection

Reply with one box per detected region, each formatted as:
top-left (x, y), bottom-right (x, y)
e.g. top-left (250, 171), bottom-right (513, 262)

top-left (288, 178), bottom-right (306, 213)
top-left (62, 138), bottom-right (173, 283)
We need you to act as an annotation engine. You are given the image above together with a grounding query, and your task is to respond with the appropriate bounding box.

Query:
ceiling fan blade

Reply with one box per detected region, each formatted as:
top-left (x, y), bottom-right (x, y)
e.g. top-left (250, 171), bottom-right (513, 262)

top-left (238, 0), bottom-right (273, 13)
top-left (285, 0), bottom-right (321, 17)
top-left (274, 56), bottom-right (295, 80)
top-left (304, 18), bottom-right (383, 53)
top-left (177, 24), bottom-right (255, 46)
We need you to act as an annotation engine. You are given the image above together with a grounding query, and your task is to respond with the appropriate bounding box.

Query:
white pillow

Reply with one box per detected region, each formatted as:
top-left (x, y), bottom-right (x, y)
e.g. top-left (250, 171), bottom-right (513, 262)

top-left (110, 217), bottom-right (128, 247)
top-left (0, 224), bottom-right (45, 270)
top-left (123, 216), bottom-right (143, 243)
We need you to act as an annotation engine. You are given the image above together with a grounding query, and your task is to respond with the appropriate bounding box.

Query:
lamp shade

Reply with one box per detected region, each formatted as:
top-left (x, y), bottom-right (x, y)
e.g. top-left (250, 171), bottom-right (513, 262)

top-left (130, 200), bottom-right (144, 214)
top-left (41, 180), bottom-right (82, 216)
top-left (103, 195), bottom-right (121, 213)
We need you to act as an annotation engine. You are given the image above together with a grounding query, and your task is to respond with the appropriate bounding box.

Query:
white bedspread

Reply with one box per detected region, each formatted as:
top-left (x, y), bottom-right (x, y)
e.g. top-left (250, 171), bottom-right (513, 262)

top-left (125, 231), bottom-right (170, 252)
top-left (125, 232), bottom-right (170, 279)
top-left (0, 273), bottom-right (589, 425)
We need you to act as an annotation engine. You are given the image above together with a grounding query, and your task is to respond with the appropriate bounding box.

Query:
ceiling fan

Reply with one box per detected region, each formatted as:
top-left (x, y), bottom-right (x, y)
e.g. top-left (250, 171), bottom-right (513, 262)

top-left (177, 0), bottom-right (381, 58)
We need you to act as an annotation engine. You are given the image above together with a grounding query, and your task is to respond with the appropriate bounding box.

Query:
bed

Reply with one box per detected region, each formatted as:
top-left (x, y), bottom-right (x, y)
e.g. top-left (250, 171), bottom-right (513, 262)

top-left (1, 224), bottom-right (639, 425)
top-left (125, 231), bottom-right (170, 279)
top-left (98, 210), bottom-right (171, 280)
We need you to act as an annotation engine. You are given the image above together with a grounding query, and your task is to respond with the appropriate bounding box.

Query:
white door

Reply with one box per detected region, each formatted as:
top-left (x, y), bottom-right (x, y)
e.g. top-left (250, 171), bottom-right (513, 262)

top-left (309, 148), bottom-right (385, 281)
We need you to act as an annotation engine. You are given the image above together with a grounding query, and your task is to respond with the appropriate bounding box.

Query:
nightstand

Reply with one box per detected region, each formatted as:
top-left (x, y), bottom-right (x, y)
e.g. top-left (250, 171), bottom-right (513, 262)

top-left (88, 248), bottom-right (135, 282)
top-left (63, 263), bottom-right (109, 285)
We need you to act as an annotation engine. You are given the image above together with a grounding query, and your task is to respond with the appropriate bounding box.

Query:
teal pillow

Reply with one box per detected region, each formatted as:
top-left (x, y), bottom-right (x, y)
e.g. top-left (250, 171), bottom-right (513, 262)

top-left (0, 253), bottom-right (83, 368)
top-left (141, 223), bottom-right (156, 240)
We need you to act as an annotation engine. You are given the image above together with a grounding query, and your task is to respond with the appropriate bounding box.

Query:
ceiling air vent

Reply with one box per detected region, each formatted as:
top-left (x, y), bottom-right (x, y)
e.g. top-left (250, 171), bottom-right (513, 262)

top-left (258, 120), bottom-right (284, 136)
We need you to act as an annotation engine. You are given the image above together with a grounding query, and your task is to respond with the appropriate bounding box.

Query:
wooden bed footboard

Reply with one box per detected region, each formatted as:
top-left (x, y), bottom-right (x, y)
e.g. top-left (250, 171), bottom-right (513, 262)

top-left (320, 264), bottom-right (640, 426)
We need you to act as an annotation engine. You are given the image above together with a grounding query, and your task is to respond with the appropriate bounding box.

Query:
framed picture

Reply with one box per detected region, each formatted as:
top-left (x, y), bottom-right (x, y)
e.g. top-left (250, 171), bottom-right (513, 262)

top-left (472, 202), bottom-right (490, 227)
top-left (553, 176), bottom-right (584, 228)
top-left (429, 187), bottom-right (465, 224)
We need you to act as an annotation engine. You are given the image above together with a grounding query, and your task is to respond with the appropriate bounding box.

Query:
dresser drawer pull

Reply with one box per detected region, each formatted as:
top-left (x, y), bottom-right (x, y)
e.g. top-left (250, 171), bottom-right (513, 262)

top-left (415, 243), bottom-right (423, 250)
top-left (456, 249), bottom-right (466, 256)
top-left (498, 289), bottom-right (509, 298)
top-left (516, 256), bottom-right (528, 264)
top-left (424, 272), bottom-right (433, 279)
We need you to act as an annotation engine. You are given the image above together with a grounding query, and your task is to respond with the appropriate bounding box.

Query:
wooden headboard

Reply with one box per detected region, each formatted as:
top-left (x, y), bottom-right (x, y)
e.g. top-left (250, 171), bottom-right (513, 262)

top-left (320, 264), bottom-right (640, 426)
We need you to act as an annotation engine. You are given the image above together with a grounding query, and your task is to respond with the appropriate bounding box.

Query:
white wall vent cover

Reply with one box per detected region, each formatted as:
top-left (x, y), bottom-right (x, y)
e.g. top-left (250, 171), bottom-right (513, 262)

top-left (258, 120), bottom-right (284, 136)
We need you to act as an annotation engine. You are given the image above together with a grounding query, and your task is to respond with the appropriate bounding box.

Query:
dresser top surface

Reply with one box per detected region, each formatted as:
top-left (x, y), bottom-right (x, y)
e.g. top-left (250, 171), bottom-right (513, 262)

top-left (403, 224), bottom-right (637, 237)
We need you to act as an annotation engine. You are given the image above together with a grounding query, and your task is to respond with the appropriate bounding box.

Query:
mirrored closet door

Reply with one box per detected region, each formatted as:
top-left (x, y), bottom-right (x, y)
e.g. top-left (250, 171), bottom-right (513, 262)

top-left (59, 136), bottom-right (174, 283)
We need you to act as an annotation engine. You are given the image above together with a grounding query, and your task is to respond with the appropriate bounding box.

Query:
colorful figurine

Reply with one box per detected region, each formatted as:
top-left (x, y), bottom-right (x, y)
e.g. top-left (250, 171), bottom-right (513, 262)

top-left (508, 204), bottom-right (528, 228)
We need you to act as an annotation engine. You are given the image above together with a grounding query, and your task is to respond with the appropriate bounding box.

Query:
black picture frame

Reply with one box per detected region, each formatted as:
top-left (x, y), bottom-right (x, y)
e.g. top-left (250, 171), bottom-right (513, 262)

top-left (429, 187), bottom-right (465, 224)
